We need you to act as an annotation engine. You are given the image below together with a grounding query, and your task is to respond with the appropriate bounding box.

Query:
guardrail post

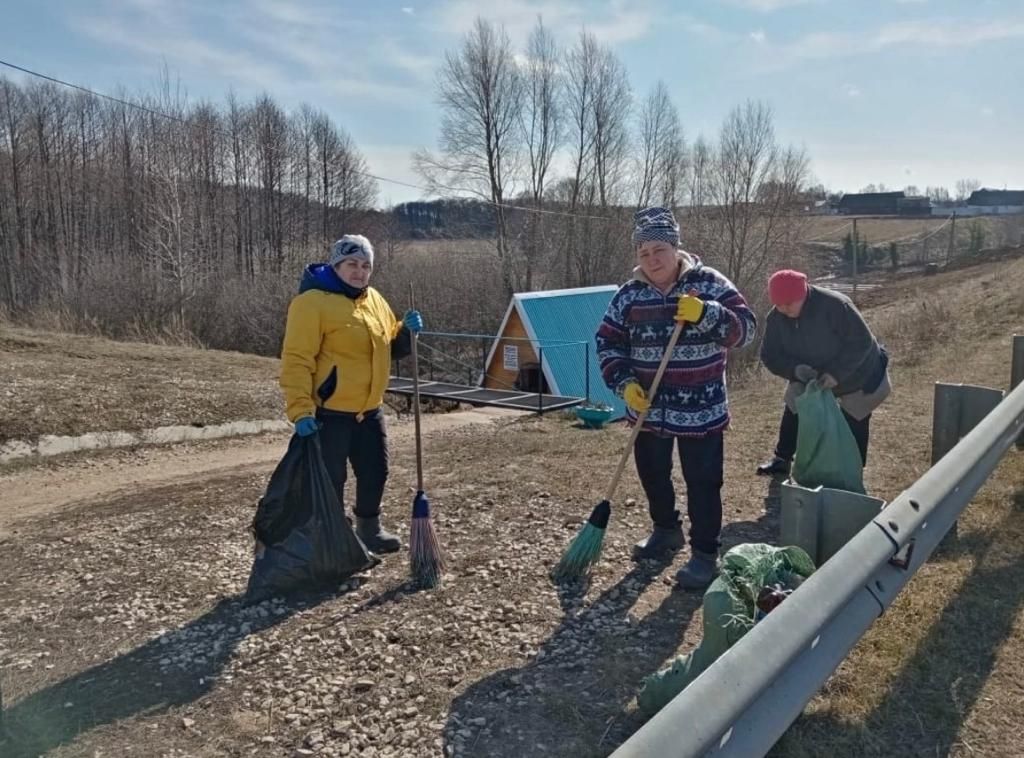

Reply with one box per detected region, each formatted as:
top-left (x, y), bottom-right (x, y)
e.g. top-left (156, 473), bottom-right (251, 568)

top-left (779, 484), bottom-right (821, 562)
top-left (1012, 335), bottom-right (1024, 449)
top-left (780, 482), bottom-right (886, 566)
top-left (931, 382), bottom-right (1005, 546)
top-left (931, 383), bottom-right (962, 466)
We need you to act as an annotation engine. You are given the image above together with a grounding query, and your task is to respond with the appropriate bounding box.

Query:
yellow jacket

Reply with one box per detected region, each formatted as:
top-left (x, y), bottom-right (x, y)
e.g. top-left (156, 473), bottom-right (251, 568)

top-left (280, 267), bottom-right (406, 421)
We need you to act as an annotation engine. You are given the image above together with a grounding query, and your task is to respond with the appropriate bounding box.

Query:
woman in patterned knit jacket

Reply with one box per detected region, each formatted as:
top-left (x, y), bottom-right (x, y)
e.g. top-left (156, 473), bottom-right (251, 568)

top-left (596, 207), bottom-right (757, 590)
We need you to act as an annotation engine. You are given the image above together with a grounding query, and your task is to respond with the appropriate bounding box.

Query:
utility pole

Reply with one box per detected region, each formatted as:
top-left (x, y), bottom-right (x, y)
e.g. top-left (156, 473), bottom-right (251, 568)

top-left (852, 217), bottom-right (859, 302)
top-left (946, 212), bottom-right (957, 265)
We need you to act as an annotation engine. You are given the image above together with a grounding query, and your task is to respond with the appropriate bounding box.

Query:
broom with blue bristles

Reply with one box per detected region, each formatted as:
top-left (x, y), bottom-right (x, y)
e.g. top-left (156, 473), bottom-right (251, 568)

top-left (554, 314), bottom-right (687, 580)
top-left (408, 285), bottom-right (444, 588)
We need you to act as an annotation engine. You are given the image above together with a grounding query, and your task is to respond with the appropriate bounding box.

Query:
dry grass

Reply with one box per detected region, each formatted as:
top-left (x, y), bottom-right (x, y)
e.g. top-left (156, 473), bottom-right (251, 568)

top-left (0, 325), bottom-right (284, 444)
top-left (399, 239), bottom-right (497, 260)
top-left (801, 214), bottom-right (1017, 246)
top-left (769, 260), bottom-right (1024, 758)
top-left (772, 464), bottom-right (1024, 758)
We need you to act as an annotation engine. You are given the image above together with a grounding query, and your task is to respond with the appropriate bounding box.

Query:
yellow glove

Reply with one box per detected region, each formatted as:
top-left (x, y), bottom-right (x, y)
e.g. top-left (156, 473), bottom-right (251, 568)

top-left (623, 382), bottom-right (651, 413)
top-left (675, 294), bottom-right (705, 323)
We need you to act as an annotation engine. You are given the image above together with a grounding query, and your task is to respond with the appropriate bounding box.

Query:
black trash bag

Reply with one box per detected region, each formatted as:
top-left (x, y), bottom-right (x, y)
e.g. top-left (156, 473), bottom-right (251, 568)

top-left (245, 434), bottom-right (379, 604)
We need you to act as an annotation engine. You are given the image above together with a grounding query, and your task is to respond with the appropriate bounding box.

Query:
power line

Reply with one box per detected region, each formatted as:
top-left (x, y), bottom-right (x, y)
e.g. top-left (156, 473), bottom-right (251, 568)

top-left (0, 58), bottom-right (614, 221)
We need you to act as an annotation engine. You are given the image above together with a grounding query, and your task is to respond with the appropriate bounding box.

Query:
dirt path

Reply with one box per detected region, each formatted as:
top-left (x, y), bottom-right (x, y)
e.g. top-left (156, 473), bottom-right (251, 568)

top-left (0, 406), bottom-right (522, 537)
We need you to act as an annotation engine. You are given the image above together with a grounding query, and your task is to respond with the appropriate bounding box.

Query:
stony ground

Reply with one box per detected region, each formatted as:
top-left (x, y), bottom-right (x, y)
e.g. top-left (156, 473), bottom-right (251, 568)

top-left (2, 252), bottom-right (1024, 757)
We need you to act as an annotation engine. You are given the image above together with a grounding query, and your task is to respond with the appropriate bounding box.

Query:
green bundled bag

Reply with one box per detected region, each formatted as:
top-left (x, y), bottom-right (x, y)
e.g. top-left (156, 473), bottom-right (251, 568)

top-left (792, 380), bottom-right (865, 494)
top-left (637, 544), bottom-right (815, 717)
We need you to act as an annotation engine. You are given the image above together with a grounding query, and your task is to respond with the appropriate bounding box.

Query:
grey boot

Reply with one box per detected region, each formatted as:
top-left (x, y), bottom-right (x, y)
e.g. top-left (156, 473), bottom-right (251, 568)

top-left (675, 550), bottom-right (718, 591)
top-left (355, 516), bottom-right (401, 554)
top-left (632, 525), bottom-right (684, 560)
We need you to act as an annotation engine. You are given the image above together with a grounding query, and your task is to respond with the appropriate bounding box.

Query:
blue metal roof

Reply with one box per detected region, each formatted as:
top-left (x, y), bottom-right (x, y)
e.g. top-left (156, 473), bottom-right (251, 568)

top-left (514, 285), bottom-right (626, 419)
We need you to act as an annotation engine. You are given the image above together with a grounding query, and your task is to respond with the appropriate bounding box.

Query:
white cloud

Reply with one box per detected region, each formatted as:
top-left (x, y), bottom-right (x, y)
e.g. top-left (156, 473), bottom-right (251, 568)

top-left (402, 6), bottom-right (416, 14)
top-left (755, 17), bottom-right (1024, 70)
top-left (433, 0), bottom-right (655, 45)
top-left (750, 29), bottom-right (766, 43)
top-left (873, 19), bottom-right (1024, 48)
top-left (725, 0), bottom-right (817, 12)
top-left (981, 106), bottom-right (995, 117)
top-left (844, 83), bottom-right (861, 97)
top-left (76, 1), bottom-right (433, 107)
top-left (76, 15), bottom-right (292, 91)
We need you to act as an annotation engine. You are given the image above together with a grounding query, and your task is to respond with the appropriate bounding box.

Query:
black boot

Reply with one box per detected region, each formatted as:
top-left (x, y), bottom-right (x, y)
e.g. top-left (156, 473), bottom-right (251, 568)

top-left (632, 525), bottom-right (684, 560)
top-left (355, 516), bottom-right (401, 554)
top-left (675, 550), bottom-right (718, 591)
top-left (756, 456), bottom-right (791, 477)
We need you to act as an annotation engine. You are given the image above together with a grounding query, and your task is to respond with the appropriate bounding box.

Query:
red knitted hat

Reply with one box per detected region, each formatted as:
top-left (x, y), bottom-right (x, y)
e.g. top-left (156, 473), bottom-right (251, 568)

top-left (768, 270), bottom-right (808, 307)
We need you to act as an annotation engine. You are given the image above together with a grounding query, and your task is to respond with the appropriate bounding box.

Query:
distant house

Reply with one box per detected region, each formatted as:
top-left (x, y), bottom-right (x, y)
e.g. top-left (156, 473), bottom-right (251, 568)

top-left (482, 285), bottom-right (626, 418)
top-left (837, 191), bottom-right (905, 215)
top-left (896, 195), bottom-right (932, 216)
top-left (966, 189), bottom-right (1024, 215)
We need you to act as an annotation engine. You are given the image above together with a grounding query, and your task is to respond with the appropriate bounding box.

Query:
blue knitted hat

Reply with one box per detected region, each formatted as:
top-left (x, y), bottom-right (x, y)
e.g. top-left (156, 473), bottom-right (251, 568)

top-left (632, 206), bottom-right (680, 247)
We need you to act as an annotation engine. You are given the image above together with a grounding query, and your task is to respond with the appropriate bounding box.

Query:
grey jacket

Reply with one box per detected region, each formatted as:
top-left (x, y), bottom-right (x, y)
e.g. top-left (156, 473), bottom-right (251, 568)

top-left (761, 286), bottom-right (886, 397)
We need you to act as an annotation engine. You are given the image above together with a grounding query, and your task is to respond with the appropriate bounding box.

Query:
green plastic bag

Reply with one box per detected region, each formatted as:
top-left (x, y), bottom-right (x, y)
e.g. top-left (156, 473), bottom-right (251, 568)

top-left (636, 544), bottom-right (815, 717)
top-left (792, 380), bottom-right (865, 494)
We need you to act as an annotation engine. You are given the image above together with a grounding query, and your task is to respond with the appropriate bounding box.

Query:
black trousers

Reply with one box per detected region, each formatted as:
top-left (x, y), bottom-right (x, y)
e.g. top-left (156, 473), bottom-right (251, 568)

top-left (315, 408), bottom-right (389, 518)
top-left (775, 406), bottom-right (870, 466)
top-left (634, 431), bottom-right (724, 556)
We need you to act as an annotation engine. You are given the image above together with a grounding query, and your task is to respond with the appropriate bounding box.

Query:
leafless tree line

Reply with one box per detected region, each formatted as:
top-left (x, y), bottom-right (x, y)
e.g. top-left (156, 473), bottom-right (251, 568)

top-left (0, 74), bottom-right (376, 352)
top-left (418, 17), bottom-right (812, 303)
top-left (2, 19), bottom-right (816, 360)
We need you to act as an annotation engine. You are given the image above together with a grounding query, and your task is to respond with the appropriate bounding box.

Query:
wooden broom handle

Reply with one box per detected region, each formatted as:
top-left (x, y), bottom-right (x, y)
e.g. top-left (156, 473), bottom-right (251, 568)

top-left (604, 318), bottom-right (686, 502)
top-left (408, 284), bottom-right (424, 492)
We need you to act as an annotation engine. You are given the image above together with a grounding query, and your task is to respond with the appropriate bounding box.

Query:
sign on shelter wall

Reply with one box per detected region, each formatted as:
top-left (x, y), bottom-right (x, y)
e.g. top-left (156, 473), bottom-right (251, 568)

top-left (503, 344), bottom-right (519, 371)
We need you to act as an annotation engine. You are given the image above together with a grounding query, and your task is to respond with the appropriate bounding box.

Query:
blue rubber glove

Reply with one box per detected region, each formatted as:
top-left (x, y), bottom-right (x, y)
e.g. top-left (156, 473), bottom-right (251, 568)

top-left (403, 310), bottom-right (424, 334)
top-left (295, 416), bottom-right (319, 437)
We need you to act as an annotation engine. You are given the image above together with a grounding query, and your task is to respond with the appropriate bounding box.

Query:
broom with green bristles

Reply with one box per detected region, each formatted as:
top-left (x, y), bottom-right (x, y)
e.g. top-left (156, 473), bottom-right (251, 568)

top-left (408, 285), bottom-right (444, 588)
top-left (554, 314), bottom-right (688, 580)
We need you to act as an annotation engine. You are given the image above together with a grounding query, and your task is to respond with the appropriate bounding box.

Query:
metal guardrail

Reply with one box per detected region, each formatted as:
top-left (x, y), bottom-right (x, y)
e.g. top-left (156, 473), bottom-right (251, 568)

top-left (611, 337), bottom-right (1024, 758)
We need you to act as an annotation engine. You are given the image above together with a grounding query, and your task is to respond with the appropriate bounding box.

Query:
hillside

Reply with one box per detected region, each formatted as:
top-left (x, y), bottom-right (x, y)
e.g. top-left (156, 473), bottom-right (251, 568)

top-left (1, 253), bottom-right (1023, 757)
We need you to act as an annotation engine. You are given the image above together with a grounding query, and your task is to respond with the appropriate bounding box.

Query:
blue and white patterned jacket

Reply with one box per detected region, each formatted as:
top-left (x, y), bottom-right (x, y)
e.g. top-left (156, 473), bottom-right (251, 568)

top-left (596, 252), bottom-right (756, 437)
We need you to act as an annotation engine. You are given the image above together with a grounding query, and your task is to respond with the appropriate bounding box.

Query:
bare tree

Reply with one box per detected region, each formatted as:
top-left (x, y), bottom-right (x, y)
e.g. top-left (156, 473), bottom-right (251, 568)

top-left (518, 16), bottom-right (562, 290)
top-left (589, 42), bottom-right (631, 209)
top-left (689, 101), bottom-right (809, 294)
top-left (331, 127), bottom-right (376, 234)
top-left (955, 177), bottom-right (981, 203)
top-left (0, 73), bottom-right (377, 349)
top-left (415, 17), bottom-right (523, 296)
top-left (560, 31), bottom-right (599, 285)
top-left (926, 185), bottom-right (951, 203)
top-left (251, 95), bottom-right (290, 273)
top-left (685, 135), bottom-right (714, 249)
top-left (0, 78), bottom-right (28, 308)
top-left (560, 31), bottom-right (633, 286)
top-left (635, 80), bottom-right (686, 209)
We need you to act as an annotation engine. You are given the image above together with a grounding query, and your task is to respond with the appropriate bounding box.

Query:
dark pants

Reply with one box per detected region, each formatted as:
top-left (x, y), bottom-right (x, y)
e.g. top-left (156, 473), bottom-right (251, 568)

top-left (316, 408), bottom-right (389, 518)
top-left (775, 406), bottom-right (870, 466)
top-left (634, 431), bottom-right (724, 555)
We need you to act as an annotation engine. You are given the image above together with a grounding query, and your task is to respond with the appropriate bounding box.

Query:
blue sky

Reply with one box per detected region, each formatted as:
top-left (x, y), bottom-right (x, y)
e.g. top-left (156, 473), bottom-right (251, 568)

top-left (2, 0), bottom-right (1022, 206)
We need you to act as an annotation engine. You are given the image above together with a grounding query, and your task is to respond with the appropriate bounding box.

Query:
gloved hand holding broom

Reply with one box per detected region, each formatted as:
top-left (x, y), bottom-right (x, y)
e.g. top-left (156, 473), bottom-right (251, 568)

top-left (407, 287), bottom-right (444, 588)
top-left (553, 292), bottom-right (698, 581)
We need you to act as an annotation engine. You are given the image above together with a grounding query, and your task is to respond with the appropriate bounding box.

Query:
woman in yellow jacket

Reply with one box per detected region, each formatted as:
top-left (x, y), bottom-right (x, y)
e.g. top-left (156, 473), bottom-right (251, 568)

top-left (279, 234), bottom-right (423, 554)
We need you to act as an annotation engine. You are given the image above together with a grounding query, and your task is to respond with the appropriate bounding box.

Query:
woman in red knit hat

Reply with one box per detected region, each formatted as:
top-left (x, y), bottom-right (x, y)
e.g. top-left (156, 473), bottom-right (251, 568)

top-left (757, 269), bottom-right (891, 477)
